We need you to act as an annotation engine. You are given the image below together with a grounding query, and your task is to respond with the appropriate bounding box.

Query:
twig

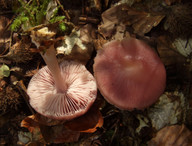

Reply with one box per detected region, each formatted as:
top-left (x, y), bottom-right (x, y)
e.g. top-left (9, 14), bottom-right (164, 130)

top-left (56, 0), bottom-right (70, 20)
top-left (110, 122), bottom-right (119, 145)
top-left (16, 80), bottom-right (35, 115)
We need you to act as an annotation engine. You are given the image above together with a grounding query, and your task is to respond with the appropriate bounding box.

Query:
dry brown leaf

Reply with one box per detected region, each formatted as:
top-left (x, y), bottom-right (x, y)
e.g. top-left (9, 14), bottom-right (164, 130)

top-left (53, 126), bottom-right (80, 143)
top-left (80, 111), bottom-right (103, 133)
top-left (99, 4), bottom-right (128, 38)
top-left (157, 36), bottom-right (186, 66)
top-left (21, 115), bottom-right (45, 144)
top-left (0, 36), bottom-right (36, 63)
top-left (64, 100), bottom-right (104, 133)
top-left (34, 113), bottom-right (65, 126)
top-left (40, 124), bottom-right (80, 144)
top-left (21, 115), bottom-right (40, 132)
top-left (132, 14), bottom-right (164, 35)
top-left (21, 115), bottom-right (80, 144)
top-left (99, 4), bottom-right (165, 38)
top-left (157, 35), bottom-right (191, 91)
top-left (148, 124), bottom-right (192, 146)
top-left (123, 6), bottom-right (165, 35)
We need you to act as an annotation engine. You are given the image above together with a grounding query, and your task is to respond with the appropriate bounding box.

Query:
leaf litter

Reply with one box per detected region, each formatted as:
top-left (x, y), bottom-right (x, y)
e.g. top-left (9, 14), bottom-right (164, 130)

top-left (0, 0), bottom-right (192, 145)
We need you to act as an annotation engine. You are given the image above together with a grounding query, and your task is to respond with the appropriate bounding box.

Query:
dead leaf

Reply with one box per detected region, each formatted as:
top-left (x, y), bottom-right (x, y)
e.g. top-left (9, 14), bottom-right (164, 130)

top-left (157, 35), bottom-right (186, 66)
top-left (21, 115), bottom-right (80, 144)
top-left (148, 92), bottom-right (186, 130)
top-left (21, 115), bottom-right (45, 144)
top-left (0, 36), bottom-right (35, 63)
top-left (35, 113), bottom-right (65, 126)
top-left (99, 4), bottom-right (165, 38)
top-left (65, 99), bottom-right (104, 133)
top-left (21, 115), bottom-right (41, 133)
top-left (99, 4), bottom-right (128, 38)
top-left (18, 131), bottom-right (32, 145)
top-left (157, 35), bottom-right (191, 93)
top-left (80, 111), bottom-right (103, 133)
top-left (172, 38), bottom-right (192, 57)
top-left (131, 13), bottom-right (164, 35)
top-left (40, 124), bottom-right (80, 143)
top-left (148, 124), bottom-right (192, 146)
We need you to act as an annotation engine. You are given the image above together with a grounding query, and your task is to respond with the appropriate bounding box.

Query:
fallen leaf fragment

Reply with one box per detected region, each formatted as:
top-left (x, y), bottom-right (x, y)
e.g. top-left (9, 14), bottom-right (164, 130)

top-left (53, 126), bottom-right (80, 143)
top-left (99, 4), bottom-right (128, 38)
top-left (99, 4), bottom-right (165, 38)
top-left (131, 13), bottom-right (164, 35)
top-left (35, 113), bottom-right (64, 126)
top-left (80, 111), bottom-right (103, 133)
top-left (148, 124), bottom-right (192, 146)
top-left (0, 36), bottom-right (35, 63)
top-left (157, 35), bottom-right (186, 66)
top-left (148, 92), bottom-right (186, 130)
top-left (172, 38), bottom-right (192, 57)
top-left (20, 115), bottom-right (45, 144)
top-left (65, 100), bottom-right (104, 133)
top-left (18, 131), bottom-right (32, 145)
top-left (40, 124), bottom-right (80, 144)
top-left (21, 115), bottom-right (40, 133)
top-left (21, 115), bottom-right (80, 144)
top-left (0, 64), bottom-right (10, 78)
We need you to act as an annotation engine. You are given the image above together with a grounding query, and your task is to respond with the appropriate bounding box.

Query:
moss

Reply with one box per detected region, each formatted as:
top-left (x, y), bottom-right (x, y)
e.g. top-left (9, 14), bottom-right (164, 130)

top-left (10, 0), bottom-right (66, 32)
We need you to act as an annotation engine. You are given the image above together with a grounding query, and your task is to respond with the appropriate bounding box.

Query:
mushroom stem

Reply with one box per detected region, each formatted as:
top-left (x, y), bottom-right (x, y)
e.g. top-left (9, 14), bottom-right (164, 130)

top-left (40, 45), bottom-right (67, 92)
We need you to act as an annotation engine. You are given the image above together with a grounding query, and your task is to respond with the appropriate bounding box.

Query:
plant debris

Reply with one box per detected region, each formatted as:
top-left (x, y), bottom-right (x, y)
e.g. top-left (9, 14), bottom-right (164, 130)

top-left (0, 0), bottom-right (192, 145)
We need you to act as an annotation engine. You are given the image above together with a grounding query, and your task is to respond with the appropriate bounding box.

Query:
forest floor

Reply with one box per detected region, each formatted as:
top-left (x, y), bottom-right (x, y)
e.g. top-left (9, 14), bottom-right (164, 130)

top-left (0, 0), bottom-right (192, 145)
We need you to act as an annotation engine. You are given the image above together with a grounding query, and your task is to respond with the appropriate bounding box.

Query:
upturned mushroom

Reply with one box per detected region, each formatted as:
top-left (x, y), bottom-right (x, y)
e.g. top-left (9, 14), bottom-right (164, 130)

top-left (93, 38), bottom-right (166, 110)
top-left (27, 27), bottom-right (97, 120)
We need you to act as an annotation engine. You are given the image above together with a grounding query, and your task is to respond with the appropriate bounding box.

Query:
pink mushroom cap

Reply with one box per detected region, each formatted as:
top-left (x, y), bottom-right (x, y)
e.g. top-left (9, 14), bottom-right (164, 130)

top-left (93, 38), bottom-right (166, 110)
top-left (27, 61), bottom-right (97, 120)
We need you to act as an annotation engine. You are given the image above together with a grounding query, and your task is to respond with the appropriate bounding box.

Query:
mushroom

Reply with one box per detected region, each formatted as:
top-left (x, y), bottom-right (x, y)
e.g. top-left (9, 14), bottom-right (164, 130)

top-left (93, 38), bottom-right (166, 110)
top-left (27, 28), bottom-right (97, 120)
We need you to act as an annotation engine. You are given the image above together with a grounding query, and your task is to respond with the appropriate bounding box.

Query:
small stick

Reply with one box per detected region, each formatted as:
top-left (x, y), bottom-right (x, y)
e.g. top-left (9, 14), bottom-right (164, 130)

top-left (16, 80), bottom-right (35, 115)
top-left (56, 0), bottom-right (70, 20)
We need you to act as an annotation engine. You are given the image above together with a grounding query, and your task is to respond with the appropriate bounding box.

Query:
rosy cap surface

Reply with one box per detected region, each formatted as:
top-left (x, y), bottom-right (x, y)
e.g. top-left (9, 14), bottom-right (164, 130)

top-left (27, 61), bottom-right (97, 120)
top-left (93, 38), bottom-right (166, 110)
